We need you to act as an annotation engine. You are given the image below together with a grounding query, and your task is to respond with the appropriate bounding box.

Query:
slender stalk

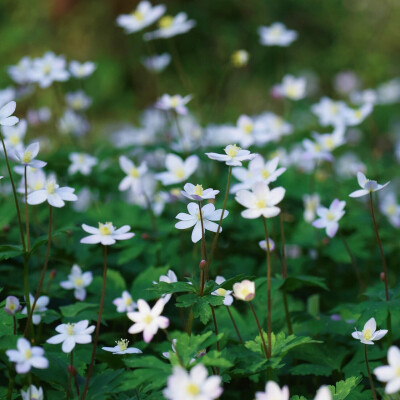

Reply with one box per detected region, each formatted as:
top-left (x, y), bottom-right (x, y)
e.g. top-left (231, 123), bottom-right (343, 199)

top-left (6, 369), bottom-right (14, 400)
top-left (24, 205), bottom-right (53, 337)
top-left (24, 166), bottom-right (30, 251)
top-left (67, 351), bottom-right (74, 400)
top-left (198, 201), bottom-right (207, 296)
top-left (226, 306), bottom-right (243, 344)
top-left (369, 193), bottom-right (389, 301)
top-left (143, 193), bottom-right (160, 265)
top-left (81, 245), bottom-right (108, 400)
top-left (262, 217), bottom-right (272, 358)
top-left (210, 306), bottom-right (220, 352)
top-left (168, 39), bottom-right (191, 92)
top-left (339, 231), bottom-right (363, 290)
top-left (12, 315), bottom-right (16, 335)
top-left (364, 344), bottom-right (378, 400)
top-left (282, 292), bottom-right (293, 335)
top-left (206, 166), bottom-right (232, 280)
top-left (163, 329), bottom-right (184, 367)
top-left (173, 112), bottom-right (188, 155)
top-left (249, 302), bottom-right (268, 358)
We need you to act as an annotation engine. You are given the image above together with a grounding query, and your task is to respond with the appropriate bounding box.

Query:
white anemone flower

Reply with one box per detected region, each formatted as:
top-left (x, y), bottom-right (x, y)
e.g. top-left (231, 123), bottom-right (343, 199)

top-left (343, 103), bottom-right (373, 126)
top-left (8, 57), bottom-right (33, 85)
top-left (21, 294), bottom-right (49, 325)
top-left (18, 168), bottom-right (47, 195)
top-left (60, 264), bottom-right (93, 301)
top-left (127, 298), bottom-right (169, 343)
top-left (351, 317), bottom-right (388, 345)
top-left (211, 276), bottom-right (233, 306)
top-left (153, 269), bottom-right (178, 304)
top-left (181, 183), bottom-right (219, 201)
top-left (233, 280), bottom-right (255, 301)
top-left (206, 144), bottom-right (256, 166)
top-left (303, 193), bottom-right (321, 223)
top-left (142, 53), bottom-right (171, 73)
top-left (6, 338), bottom-right (48, 374)
top-left (5, 296), bottom-right (21, 315)
top-left (231, 50), bottom-right (250, 67)
top-left (2, 119), bottom-right (27, 153)
top-left (314, 386), bottom-right (332, 400)
top-left (259, 238), bottom-right (275, 252)
top-left (68, 152), bottom-right (98, 176)
top-left (113, 291), bottom-right (138, 313)
top-left (65, 91), bottom-right (92, 111)
top-left (276, 75), bottom-right (306, 100)
top-left (380, 192), bottom-right (400, 228)
top-left (312, 199), bottom-right (345, 238)
top-left (255, 381), bottom-right (289, 400)
top-left (258, 22), bottom-right (298, 47)
top-left (155, 94), bottom-right (192, 115)
top-left (21, 385), bottom-right (44, 400)
top-left (15, 143), bottom-right (46, 169)
top-left (81, 222), bottom-right (135, 246)
top-left (0, 101), bottom-right (19, 126)
top-left (118, 155), bottom-right (148, 193)
top-left (27, 177), bottom-right (77, 208)
top-left (235, 181), bottom-right (285, 219)
top-left (144, 12), bottom-right (196, 41)
top-left (69, 61), bottom-right (96, 79)
top-left (374, 346), bottom-right (400, 394)
top-left (163, 364), bottom-right (223, 400)
top-left (29, 52), bottom-right (69, 88)
top-left (117, 1), bottom-right (166, 34)
top-left (46, 320), bottom-right (95, 353)
top-left (349, 172), bottom-right (390, 198)
top-left (102, 339), bottom-right (142, 355)
top-left (175, 202), bottom-right (228, 243)
top-left (155, 154), bottom-right (199, 185)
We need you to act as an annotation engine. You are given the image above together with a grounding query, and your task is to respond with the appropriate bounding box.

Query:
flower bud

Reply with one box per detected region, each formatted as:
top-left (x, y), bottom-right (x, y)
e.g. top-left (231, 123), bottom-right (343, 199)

top-left (233, 279), bottom-right (255, 301)
top-left (50, 269), bottom-right (57, 279)
top-left (68, 365), bottom-right (77, 377)
top-left (380, 272), bottom-right (385, 282)
top-left (199, 260), bottom-right (207, 270)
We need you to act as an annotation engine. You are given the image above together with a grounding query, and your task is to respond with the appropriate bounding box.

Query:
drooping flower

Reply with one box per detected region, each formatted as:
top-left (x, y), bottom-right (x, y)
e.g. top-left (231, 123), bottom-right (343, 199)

top-left (351, 317), bottom-right (388, 345)
top-left (14, 143), bottom-right (47, 169)
top-left (0, 101), bottom-right (19, 127)
top-left (69, 61), bottom-right (96, 79)
top-left (276, 75), bottom-right (306, 100)
top-left (127, 298), bottom-right (169, 343)
top-left (21, 385), bottom-right (44, 400)
top-left (21, 294), bottom-right (49, 325)
top-left (235, 181), bottom-right (285, 219)
top-left (153, 269), bottom-right (178, 304)
top-left (6, 338), bottom-right (48, 374)
top-left (118, 155), bottom-right (148, 193)
top-left (175, 202), bottom-right (228, 243)
top-left (144, 12), bottom-right (196, 41)
top-left (155, 94), bottom-right (192, 115)
top-left (81, 222), bottom-right (135, 246)
top-left (255, 381), bottom-right (289, 400)
top-left (60, 264), bottom-right (93, 301)
top-left (163, 364), bottom-right (223, 400)
top-left (206, 144), bottom-right (256, 166)
top-left (374, 346), bottom-right (400, 394)
top-left (155, 154), bottom-right (199, 185)
top-left (27, 177), bottom-right (77, 208)
top-left (113, 291), bottom-right (138, 313)
top-left (258, 22), bottom-right (298, 47)
top-left (5, 296), bottom-right (21, 315)
top-left (349, 172), bottom-right (390, 198)
top-left (211, 276), bottom-right (233, 306)
top-left (259, 238), bottom-right (275, 252)
top-left (181, 183), bottom-right (219, 201)
top-left (233, 280), bottom-right (255, 301)
top-left (46, 320), bottom-right (95, 353)
top-left (312, 199), bottom-right (345, 238)
top-left (102, 339), bottom-right (142, 355)
top-left (68, 152), bottom-right (97, 176)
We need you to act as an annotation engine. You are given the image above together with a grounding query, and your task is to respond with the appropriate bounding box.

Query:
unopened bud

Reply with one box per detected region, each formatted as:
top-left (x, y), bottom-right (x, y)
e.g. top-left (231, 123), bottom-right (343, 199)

top-left (380, 272), bottom-right (385, 282)
top-left (2, 225), bottom-right (10, 233)
top-left (199, 260), bottom-right (207, 270)
top-left (141, 233), bottom-right (151, 240)
top-left (322, 238), bottom-right (329, 245)
top-left (50, 269), bottom-right (57, 279)
top-left (68, 365), bottom-right (77, 377)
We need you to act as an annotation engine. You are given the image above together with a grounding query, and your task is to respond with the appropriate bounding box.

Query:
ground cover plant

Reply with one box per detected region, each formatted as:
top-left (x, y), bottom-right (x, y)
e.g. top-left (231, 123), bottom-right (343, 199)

top-left (1, 0), bottom-right (400, 399)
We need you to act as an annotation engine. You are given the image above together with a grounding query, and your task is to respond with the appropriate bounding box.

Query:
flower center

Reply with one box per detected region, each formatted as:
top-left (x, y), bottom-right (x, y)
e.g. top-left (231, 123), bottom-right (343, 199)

top-left (255, 199), bottom-right (266, 209)
top-left (99, 223), bottom-right (112, 236)
top-left (132, 10), bottom-right (144, 21)
top-left (22, 151), bottom-right (32, 164)
top-left (117, 339), bottom-right (129, 351)
top-left (9, 134), bottom-right (20, 146)
top-left (326, 212), bottom-right (335, 221)
top-left (125, 296), bottom-right (133, 305)
top-left (9, 303), bottom-right (16, 311)
top-left (129, 167), bottom-right (139, 178)
top-left (363, 329), bottom-right (372, 340)
top-left (73, 99), bottom-right (83, 109)
top-left (186, 383), bottom-right (200, 395)
top-left (143, 314), bottom-right (153, 325)
top-left (216, 288), bottom-right (227, 296)
top-left (286, 84), bottom-right (299, 98)
top-left (330, 104), bottom-right (339, 114)
top-left (261, 169), bottom-right (270, 179)
top-left (354, 109), bottom-right (363, 119)
top-left (387, 204), bottom-right (397, 216)
top-left (324, 137), bottom-right (335, 150)
top-left (159, 15), bottom-right (174, 29)
top-left (43, 64), bottom-right (51, 74)
top-left (226, 144), bottom-right (240, 158)
top-left (66, 323), bottom-right (75, 336)
top-left (194, 184), bottom-right (203, 196)
top-left (24, 349), bottom-right (32, 359)
top-left (46, 182), bottom-right (56, 194)
top-left (240, 287), bottom-right (251, 299)
top-left (34, 181), bottom-right (44, 190)
top-left (271, 27), bottom-right (282, 38)
top-left (174, 167), bottom-right (185, 179)
top-left (170, 96), bottom-right (180, 108)
top-left (74, 277), bottom-right (83, 287)
top-left (243, 123), bottom-right (253, 134)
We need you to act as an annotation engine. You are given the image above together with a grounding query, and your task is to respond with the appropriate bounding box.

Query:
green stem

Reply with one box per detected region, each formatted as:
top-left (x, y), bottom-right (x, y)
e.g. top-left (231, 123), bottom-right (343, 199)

top-left (339, 231), bottom-right (363, 291)
top-left (282, 291), bottom-right (293, 335)
top-left (6, 369), bottom-right (14, 400)
top-left (163, 329), bottom-right (184, 367)
top-left (262, 217), bottom-right (272, 358)
top-left (226, 306), bottom-right (243, 344)
top-left (249, 302), bottom-right (268, 358)
top-left (24, 166), bottom-right (30, 251)
top-left (198, 201), bottom-right (207, 296)
top-left (67, 351), bottom-right (73, 400)
top-left (364, 344), bottom-right (378, 400)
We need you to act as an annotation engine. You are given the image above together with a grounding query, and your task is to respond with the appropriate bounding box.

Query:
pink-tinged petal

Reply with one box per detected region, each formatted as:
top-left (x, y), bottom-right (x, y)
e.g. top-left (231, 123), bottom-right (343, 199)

top-left (80, 235), bottom-right (102, 244)
top-left (137, 299), bottom-right (151, 314)
top-left (190, 364), bottom-right (208, 384)
top-left (143, 327), bottom-right (155, 343)
top-left (326, 222), bottom-right (339, 238)
top-left (312, 219), bottom-right (326, 229)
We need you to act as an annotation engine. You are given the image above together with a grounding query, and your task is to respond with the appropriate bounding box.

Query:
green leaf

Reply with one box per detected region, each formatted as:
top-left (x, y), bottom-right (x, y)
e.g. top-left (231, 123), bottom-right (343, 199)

top-left (60, 302), bottom-right (98, 318)
top-left (290, 363), bottom-right (333, 376)
top-left (0, 244), bottom-right (24, 260)
top-left (130, 265), bottom-right (170, 301)
top-left (279, 275), bottom-right (329, 292)
top-left (149, 281), bottom-right (197, 296)
top-left (328, 376), bottom-right (363, 400)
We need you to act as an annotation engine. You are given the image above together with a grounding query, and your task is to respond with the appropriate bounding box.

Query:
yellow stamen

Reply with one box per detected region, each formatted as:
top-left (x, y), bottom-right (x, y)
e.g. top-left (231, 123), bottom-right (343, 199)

top-left (66, 323), bottom-right (75, 336)
top-left (99, 222), bottom-right (112, 236)
top-left (158, 15), bottom-right (174, 29)
top-left (132, 10), bottom-right (144, 20)
top-left (216, 288), bottom-right (227, 296)
top-left (363, 329), bottom-right (372, 340)
top-left (186, 383), bottom-right (200, 395)
top-left (226, 144), bottom-right (241, 158)
top-left (22, 151), bottom-right (32, 164)
top-left (9, 134), bottom-right (20, 146)
top-left (174, 167), bottom-right (185, 179)
top-left (255, 199), bottom-right (266, 208)
top-left (46, 182), bottom-right (56, 194)
top-left (326, 212), bottom-right (335, 221)
top-left (129, 167), bottom-right (139, 178)
top-left (143, 314), bottom-right (153, 325)
top-left (261, 169), bottom-right (270, 179)
top-left (24, 349), bottom-right (32, 359)
top-left (74, 277), bottom-right (83, 287)
top-left (116, 338), bottom-right (129, 351)
top-left (194, 184), bottom-right (203, 196)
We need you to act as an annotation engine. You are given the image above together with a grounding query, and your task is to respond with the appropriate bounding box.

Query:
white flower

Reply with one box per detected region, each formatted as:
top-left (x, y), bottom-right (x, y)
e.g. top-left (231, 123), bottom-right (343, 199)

top-left (302, 137), bottom-right (334, 162)
top-left (258, 22), bottom-right (298, 47)
top-left (60, 264), bottom-right (93, 301)
top-left (27, 107), bottom-right (51, 126)
top-left (65, 90), bottom-right (92, 111)
top-left (235, 181), bottom-right (285, 219)
top-left (303, 193), bottom-right (321, 223)
top-left (141, 53), bottom-right (171, 73)
top-left (118, 155), bottom-right (148, 193)
top-left (153, 269), bottom-right (178, 304)
top-left (58, 110), bottom-right (90, 137)
top-left (374, 346), bottom-right (400, 394)
top-left (343, 103), bottom-right (373, 126)
top-left (8, 57), bottom-right (33, 85)
top-left (155, 154), bottom-right (199, 185)
top-left (312, 199), bottom-right (345, 238)
top-left (69, 61), bottom-right (96, 79)
top-left (233, 279), bottom-right (255, 301)
top-left (1, 119), bottom-right (27, 153)
top-left (206, 144), bottom-right (256, 166)
top-left (314, 386), bottom-right (332, 400)
top-left (144, 12), bottom-right (196, 41)
top-left (21, 385), bottom-right (44, 400)
top-left (46, 320), bottom-right (95, 353)
top-left (276, 75), bottom-right (306, 100)
top-left (259, 238), bottom-right (275, 252)
top-left (6, 338), bottom-right (48, 374)
top-left (155, 94), bottom-right (192, 115)
top-left (231, 49), bottom-right (249, 67)
top-left (211, 276), bottom-right (233, 306)
top-left (68, 152), bottom-right (97, 176)
top-left (102, 339), bottom-right (142, 355)
top-left (18, 168), bottom-right (47, 195)
top-left (181, 183), bottom-right (219, 201)
top-left (255, 381), bottom-right (289, 400)
top-left (21, 294), bottom-right (49, 325)
top-left (0, 101), bottom-right (19, 127)
top-left (5, 296), bottom-right (21, 315)
top-left (27, 177), bottom-right (77, 208)
top-left (380, 192), bottom-right (400, 228)
top-left (349, 172), bottom-right (390, 198)
top-left (29, 52), bottom-right (69, 88)
top-left (127, 298), bottom-right (169, 343)
top-left (81, 222), bottom-right (135, 246)
top-left (113, 291), bottom-right (138, 313)
top-left (15, 143), bottom-right (47, 169)
top-left (163, 364), bottom-right (223, 400)
top-left (117, 1), bottom-right (166, 34)
top-left (351, 317), bottom-right (388, 345)
top-left (175, 202), bottom-right (228, 243)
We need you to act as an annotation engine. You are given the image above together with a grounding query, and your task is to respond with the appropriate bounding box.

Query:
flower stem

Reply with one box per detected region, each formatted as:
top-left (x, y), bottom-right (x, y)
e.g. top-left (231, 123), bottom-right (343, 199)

top-left (24, 166), bottom-right (30, 251)
top-left (24, 204), bottom-right (53, 338)
top-left (364, 344), bottom-right (378, 400)
top-left (12, 315), bottom-right (16, 335)
top-left (210, 306), bottom-right (220, 352)
top-left (163, 329), bottom-right (184, 367)
top-left (206, 166), bottom-right (232, 281)
top-left (67, 351), bottom-right (73, 400)
top-left (339, 231), bottom-right (363, 291)
top-left (226, 306), bottom-right (243, 344)
top-left (249, 302), bottom-right (269, 358)
top-left (282, 292), bottom-right (293, 335)
top-left (81, 245), bottom-right (108, 400)
top-left (198, 201), bottom-right (207, 296)
top-left (6, 369), bottom-right (14, 400)
top-left (262, 217), bottom-right (272, 358)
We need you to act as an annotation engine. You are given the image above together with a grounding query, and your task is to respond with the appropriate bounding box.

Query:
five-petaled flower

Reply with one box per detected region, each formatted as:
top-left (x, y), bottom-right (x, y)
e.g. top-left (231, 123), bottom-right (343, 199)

top-left (102, 339), bottom-right (142, 355)
top-left (349, 171), bottom-right (390, 198)
top-left (312, 199), bottom-right (346, 238)
top-left (60, 264), bottom-right (93, 301)
top-left (351, 317), bottom-right (388, 345)
top-left (374, 345), bottom-right (400, 394)
top-left (81, 222), bottom-right (135, 246)
top-left (206, 144), bottom-right (256, 166)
